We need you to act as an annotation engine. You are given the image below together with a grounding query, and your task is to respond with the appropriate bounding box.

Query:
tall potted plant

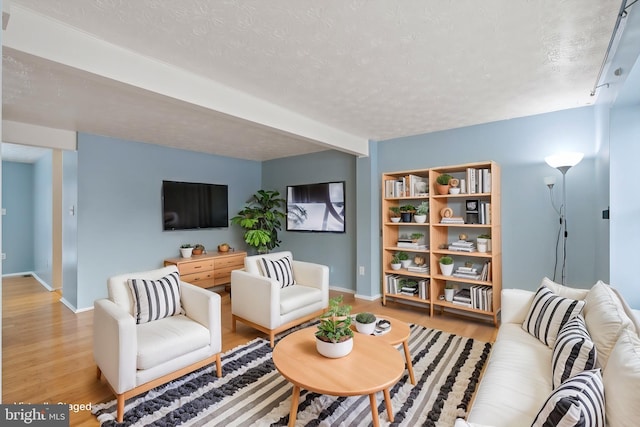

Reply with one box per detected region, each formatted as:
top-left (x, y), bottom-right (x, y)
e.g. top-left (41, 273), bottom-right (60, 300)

top-left (231, 189), bottom-right (286, 254)
top-left (316, 296), bottom-right (354, 358)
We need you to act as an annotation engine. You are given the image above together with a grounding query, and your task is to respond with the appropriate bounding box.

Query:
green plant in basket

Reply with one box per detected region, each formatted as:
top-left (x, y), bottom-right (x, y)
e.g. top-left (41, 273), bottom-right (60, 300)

top-left (316, 296), bottom-right (354, 343)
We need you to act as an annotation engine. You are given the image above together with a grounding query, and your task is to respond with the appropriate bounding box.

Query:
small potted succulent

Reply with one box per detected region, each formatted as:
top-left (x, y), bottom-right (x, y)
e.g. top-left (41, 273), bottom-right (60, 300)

top-left (397, 251), bottom-right (411, 269)
top-left (354, 312), bottom-right (377, 335)
top-left (477, 234), bottom-right (492, 253)
top-left (439, 255), bottom-right (454, 276)
top-left (436, 174), bottom-right (453, 195)
top-left (399, 205), bottom-right (416, 223)
top-left (180, 244), bottom-right (193, 258)
top-left (218, 243), bottom-right (230, 252)
top-left (444, 283), bottom-right (455, 302)
top-left (410, 232), bottom-right (424, 243)
top-left (192, 244), bottom-right (205, 255)
top-left (390, 254), bottom-right (401, 270)
top-left (389, 206), bottom-right (401, 223)
top-left (414, 201), bottom-right (429, 223)
top-left (316, 296), bottom-right (354, 358)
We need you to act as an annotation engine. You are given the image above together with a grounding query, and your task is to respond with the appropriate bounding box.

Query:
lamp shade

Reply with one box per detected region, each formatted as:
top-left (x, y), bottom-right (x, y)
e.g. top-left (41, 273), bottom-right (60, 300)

top-left (545, 152), bottom-right (584, 169)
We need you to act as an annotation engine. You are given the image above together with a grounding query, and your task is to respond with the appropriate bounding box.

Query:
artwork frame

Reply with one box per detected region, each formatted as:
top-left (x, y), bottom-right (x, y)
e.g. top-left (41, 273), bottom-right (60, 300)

top-left (286, 181), bottom-right (346, 233)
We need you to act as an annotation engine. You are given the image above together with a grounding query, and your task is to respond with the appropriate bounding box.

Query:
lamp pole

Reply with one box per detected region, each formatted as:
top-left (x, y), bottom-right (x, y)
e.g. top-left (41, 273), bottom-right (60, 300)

top-left (559, 167), bottom-right (570, 285)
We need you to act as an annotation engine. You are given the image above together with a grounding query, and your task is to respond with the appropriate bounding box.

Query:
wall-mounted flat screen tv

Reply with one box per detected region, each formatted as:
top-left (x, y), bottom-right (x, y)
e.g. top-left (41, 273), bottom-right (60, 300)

top-left (162, 180), bottom-right (228, 230)
top-left (286, 181), bottom-right (345, 233)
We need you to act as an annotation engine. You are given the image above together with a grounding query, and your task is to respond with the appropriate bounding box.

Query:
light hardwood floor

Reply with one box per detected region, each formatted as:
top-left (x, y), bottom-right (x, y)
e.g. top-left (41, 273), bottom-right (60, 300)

top-left (2, 275), bottom-right (498, 426)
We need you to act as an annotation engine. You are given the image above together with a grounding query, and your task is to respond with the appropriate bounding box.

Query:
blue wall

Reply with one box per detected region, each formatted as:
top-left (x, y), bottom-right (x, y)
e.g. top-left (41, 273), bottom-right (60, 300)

top-left (262, 150), bottom-right (357, 291)
top-left (1, 161), bottom-right (35, 273)
top-left (370, 107), bottom-right (604, 295)
top-left (62, 151), bottom-right (78, 307)
top-left (75, 134), bottom-right (262, 309)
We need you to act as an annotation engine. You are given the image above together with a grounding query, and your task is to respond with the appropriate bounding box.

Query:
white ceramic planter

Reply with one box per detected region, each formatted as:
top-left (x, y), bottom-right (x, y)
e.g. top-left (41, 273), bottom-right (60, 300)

top-left (391, 263), bottom-right (401, 270)
top-left (401, 259), bottom-right (412, 269)
top-left (316, 337), bottom-right (353, 358)
top-left (390, 217), bottom-right (401, 223)
top-left (414, 214), bottom-right (427, 223)
top-left (180, 247), bottom-right (193, 258)
top-left (440, 262), bottom-right (454, 276)
top-left (355, 320), bottom-right (376, 335)
top-left (449, 187), bottom-right (461, 194)
top-left (445, 288), bottom-right (455, 302)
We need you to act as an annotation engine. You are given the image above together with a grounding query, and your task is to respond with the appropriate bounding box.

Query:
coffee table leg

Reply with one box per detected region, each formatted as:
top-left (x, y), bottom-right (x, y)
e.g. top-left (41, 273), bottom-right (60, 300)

top-left (403, 340), bottom-right (416, 385)
top-left (383, 388), bottom-right (394, 422)
top-left (288, 385), bottom-right (300, 427)
top-left (368, 393), bottom-right (380, 427)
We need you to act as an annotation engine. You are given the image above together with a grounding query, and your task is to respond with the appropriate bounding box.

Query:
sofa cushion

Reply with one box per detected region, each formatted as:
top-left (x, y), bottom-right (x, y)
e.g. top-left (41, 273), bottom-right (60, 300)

top-left (583, 280), bottom-right (636, 368)
top-left (540, 277), bottom-right (590, 301)
top-left (260, 255), bottom-right (296, 288)
top-left (127, 271), bottom-right (183, 324)
top-left (136, 314), bottom-right (210, 370)
top-left (532, 369), bottom-right (605, 427)
top-left (523, 285), bottom-right (585, 348)
top-left (602, 328), bottom-right (640, 426)
top-left (551, 316), bottom-right (596, 388)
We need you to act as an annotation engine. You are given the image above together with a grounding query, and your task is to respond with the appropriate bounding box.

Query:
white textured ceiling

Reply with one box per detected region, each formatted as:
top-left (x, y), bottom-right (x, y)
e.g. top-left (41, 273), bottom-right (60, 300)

top-left (1, 0), bottom-right (622, 161)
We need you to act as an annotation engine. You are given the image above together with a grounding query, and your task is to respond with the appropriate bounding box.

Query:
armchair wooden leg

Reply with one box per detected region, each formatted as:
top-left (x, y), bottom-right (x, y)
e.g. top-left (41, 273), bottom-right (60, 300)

top-left (96, 366), bottom-right (102, 380)
top-left (270, 332), bottom-right (275, 348)
top-left (117, 394), bottom-right (125, 423)
top-left (216, 354), bottom-right (222, 377)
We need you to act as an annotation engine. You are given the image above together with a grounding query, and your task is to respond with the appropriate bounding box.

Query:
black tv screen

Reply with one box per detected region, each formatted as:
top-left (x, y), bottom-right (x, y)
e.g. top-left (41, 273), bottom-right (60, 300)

top-left (162, 180), bottom-right (228, 230)
top-left (286, 181), bottom-right (345, 233)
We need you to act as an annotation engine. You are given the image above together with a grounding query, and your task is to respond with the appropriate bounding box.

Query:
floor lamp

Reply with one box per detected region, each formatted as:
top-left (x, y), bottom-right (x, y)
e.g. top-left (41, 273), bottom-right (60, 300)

top-left (544, 152), bottom-right (584, 285)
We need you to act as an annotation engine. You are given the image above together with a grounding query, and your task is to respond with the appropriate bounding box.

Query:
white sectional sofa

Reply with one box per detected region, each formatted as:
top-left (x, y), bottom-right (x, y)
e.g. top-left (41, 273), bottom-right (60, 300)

top-left (458, 278), bottom-right (640, 427)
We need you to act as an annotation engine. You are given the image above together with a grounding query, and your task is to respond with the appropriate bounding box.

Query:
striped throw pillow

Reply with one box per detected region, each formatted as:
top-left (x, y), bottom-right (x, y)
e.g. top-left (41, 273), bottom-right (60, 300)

top-left (260, 256), bottom-right (296, 288)
top-left (532, 369), bottom-right (605, 427)
top-left (552, 316), bottom-right (597, 388)
top-left (522, 286), bottom-right (585, 347)
top-left (128, 271), bottom-right (183, 324)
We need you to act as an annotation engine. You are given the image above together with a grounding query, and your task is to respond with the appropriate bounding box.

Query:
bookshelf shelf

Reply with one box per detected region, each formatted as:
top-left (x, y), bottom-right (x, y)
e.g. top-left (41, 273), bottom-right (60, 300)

top-left (381, 161), bottom-right (501, 326)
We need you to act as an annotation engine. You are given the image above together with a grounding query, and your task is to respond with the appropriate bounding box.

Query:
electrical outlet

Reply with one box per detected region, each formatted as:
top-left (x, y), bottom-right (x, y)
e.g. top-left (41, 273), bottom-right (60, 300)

top-left (1, 208), bottom-right (5, 215)
top-left (359, 266), bottom-right (365, 275)
top-left (1, 253), bottom-right (6, 260)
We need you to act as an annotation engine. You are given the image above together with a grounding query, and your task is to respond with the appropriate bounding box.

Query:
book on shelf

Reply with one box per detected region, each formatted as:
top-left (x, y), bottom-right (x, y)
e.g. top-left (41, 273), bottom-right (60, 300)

top-left (448, 240), bottom-right (476, 252)
top-left (453, 272), bottom-right (482, 280)
top-left (440, 217), bottom-right (465, 224)
top-left (407, 265), bottom-right (429, 273)
top-left (469, 285), bottom-right (493, 311)
top-left (452, 300), bottom-right (473, 308)
top-left (418, 279), bottom-right (429, 299)
top-left (397, 242), bottom-right (428, 249)
top-left (466, 168), bottom-right (492, 194)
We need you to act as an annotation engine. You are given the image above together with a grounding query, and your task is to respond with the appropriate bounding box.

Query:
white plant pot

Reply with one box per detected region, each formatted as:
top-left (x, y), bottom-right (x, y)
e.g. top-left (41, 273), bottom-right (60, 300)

top-left (316, 336), bottom-right (353, 358)
top-left (390, 217), bottom-right (401, 223)
top-left (449, 187), bottom-right (461, 194)
top-left (414, 214), bottom-right (427, 223)
top-left (355, 320), bottom-right (376, 335)
top-left (401, 259), bottom-right (412, 269)
top-left (444, 288), bottom-right (455, 302)
top-left (440, 263), bottom-right (454, 276)
top-left (391, 263), bottom-right (401, 270)
top-left (477, 238), bottom-right (491, 252)
top-left (180, 247), bottom-right (193, 258)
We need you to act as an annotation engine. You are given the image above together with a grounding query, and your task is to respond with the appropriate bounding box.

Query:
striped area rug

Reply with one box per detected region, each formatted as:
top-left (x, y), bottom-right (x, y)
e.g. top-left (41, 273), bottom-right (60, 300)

top-left (93, 324), bottom-right (491, 426)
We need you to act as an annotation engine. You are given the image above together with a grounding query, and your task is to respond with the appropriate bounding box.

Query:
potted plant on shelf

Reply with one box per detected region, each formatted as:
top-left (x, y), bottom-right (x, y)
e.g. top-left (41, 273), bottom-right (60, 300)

top-left (410, 232), bottom-right (424, 243)
top-left (444, 283), bottom-right (455, 302)
top-left (315, 295), bottom-right (354, 358)
top-left (439, 255), bottom-right (454, 276)
top-left (390, 254), bottom-right (401, 270)
top-left (389, 206), bottom-right (401, 223)
top-left (477, 234), bottom-right (492, 253)
top-left (217, 243), bottom-right (230, 253)
top-left (192, 244), bottom-right (205, 255)
top-left (436, 174), bottom-right (453, 195)
top-left (414, 201), bottom-right (429, 223)
top-left (231, 189), bottom-right (285, 254)
top-left (354, 312), bottom-right (377, 335)
top-left (180, 244), bottom-right (193, 258)
top-left (397, 251), bottom-right (411, 268)
top-left (399, 205), bottom-right (416, 223)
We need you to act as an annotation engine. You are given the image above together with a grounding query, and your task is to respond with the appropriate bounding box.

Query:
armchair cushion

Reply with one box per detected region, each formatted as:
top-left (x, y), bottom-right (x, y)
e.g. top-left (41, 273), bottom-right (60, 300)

top-left (127, 271), bottom-right (183, 324)
top-left (259, 255), bottom-right (296, 288)
top-left (280, 285), bottom-right (323, 315)
top-left (136, 314), bottom-right (210, 370)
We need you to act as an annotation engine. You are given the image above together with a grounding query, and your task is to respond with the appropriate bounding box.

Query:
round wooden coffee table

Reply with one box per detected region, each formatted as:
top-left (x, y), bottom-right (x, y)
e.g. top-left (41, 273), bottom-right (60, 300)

top-left (273, 326), bottom-right (405, 427)
top-left (362, 315), bottom-right (416, 385)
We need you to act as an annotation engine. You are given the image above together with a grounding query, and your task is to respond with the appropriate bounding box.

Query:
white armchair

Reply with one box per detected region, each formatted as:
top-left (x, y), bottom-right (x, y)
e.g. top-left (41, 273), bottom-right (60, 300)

top-left (94, 265), bottom-right (222, 423)
top-left (231, 251), bottom-right (329, 347)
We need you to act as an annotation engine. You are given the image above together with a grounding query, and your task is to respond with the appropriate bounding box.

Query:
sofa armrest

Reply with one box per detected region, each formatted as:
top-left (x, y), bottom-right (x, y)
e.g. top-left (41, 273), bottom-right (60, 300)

top-left (93, 298), bottom-right (137, 394)
top-left (180, 282), bottom-right (222, 354)
top-left (501, 289), bottom-right (535, 325)
top-left (231, 269), bottom-right (281, 328)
